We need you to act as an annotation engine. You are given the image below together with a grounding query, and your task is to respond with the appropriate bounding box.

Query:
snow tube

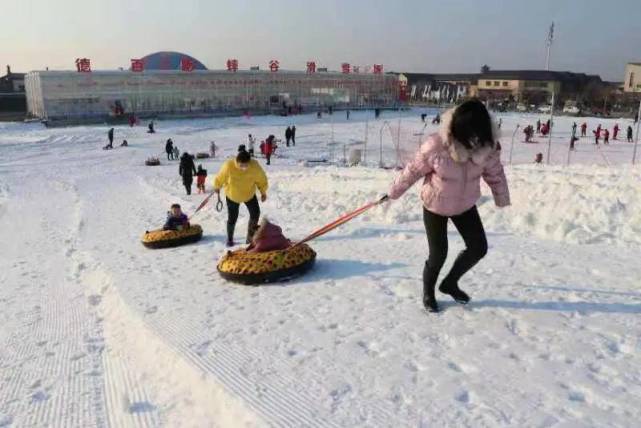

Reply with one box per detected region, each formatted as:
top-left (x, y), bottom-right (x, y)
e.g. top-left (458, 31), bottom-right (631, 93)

top-left (217, 244), bottom-right (316, 285)
top-left (145, 158), bottom-right (160, 166)
top-left (141, 225), bottom-right (203, 249)
top-left (195, 152), bottom-right (211, 159)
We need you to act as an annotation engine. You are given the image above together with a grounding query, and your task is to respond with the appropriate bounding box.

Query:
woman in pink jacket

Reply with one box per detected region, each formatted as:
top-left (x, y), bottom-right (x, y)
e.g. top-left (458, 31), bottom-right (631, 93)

top-left (387, 99), bottom-right (510, 313)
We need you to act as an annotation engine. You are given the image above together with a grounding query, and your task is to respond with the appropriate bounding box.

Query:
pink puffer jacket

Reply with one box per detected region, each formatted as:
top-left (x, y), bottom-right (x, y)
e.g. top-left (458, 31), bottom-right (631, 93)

top-left (389, 109), bottom-right (510, 216)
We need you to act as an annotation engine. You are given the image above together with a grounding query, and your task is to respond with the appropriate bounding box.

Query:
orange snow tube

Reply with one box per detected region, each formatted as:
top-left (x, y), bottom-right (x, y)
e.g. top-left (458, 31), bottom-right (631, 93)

top-left (141, 225), bottom-right (203, 249)
top-left (217, 244), bottom-right (316, 285)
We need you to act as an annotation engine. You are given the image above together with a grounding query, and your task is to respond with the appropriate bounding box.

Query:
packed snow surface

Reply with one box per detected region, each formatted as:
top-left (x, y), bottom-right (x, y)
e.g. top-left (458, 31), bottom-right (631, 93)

top-left (1, 110), bottom-right (640, 427)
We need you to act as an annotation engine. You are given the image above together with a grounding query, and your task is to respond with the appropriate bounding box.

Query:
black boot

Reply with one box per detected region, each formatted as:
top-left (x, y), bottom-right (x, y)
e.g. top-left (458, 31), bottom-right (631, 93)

top-left (226, 223), bottom-right (235, 247)
top-left (246, 218), bottom-right (259, 244)
top-left (423, 291), bottom-right (439, 313)
top-left (439, 279), bottom-right (470, 304)
top-left (423, 261), bottom-right (440, 313)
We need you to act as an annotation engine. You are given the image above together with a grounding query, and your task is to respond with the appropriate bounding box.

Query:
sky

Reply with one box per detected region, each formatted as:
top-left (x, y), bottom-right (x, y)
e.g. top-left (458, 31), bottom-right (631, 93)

top-left (1, 0), bottom-right (640, 81)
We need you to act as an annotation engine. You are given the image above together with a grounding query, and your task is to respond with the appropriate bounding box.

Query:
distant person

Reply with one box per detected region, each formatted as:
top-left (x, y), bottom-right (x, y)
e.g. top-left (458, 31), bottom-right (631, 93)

top-left (179, 152), bottom-right (197, 195)
top-left (596, 124), bottom-right (602, 137)
top-left (210, 141), bottom-right (217, 158)
top-left (163, 204), bottom-right (190, 231)
top-left (627, 125), bottom-right (634, 142)
top-left (129, 115), bottom-right (136, 127)
top-left (213, 149), bottom-right (268, 247)
top-left (374, 108), bottom-right (381, 119)
top-left (247, 134), bottom-right (256, 157)
top-left (196, 165), bottom-right (208, 194)
top-left (593, 128), bottom-right (600, 145)
top-left (121, 139), bottom-right (128, 147)
top-left (264, 135), bottom-right (276, 165)
top-left (580, 122), bottom-right (587, 137)
top-left (148, 121), bottom-right (155, 133)
top-left (572, 122), bottom-right (577, 136)
top-left (570, 123), bottom-right (577, 151)
top-left (421, 113), bottom-right (427, 123)
top-left (535, 153), bottom-right (543, 164)
top-left (106, 128), bottom-right (114, 149)
top-left (291, 126), bottom-right (296, 146)
top-left (173, 145), bottom-right (180, 160)
top-left (385, 99), bottom-right (510, 313)
top-left (285, 126), bottom-right (292, 147)
top-left (346, 110), bottom-right (350, 120)
top-left (432, 113), bottom-right (441, 124)
top-left (165, 138), bottom-right (174, 160)
top-left (536, 119), bottom-right (541, 133)
top-left (613, 123), bottom-right (620, 140)
top-left (317, 111), bottom-right (322, 119)
top-left (497, 118), bottom-right (502, 129)
top-left (603, 128), bottom-right (610, 145)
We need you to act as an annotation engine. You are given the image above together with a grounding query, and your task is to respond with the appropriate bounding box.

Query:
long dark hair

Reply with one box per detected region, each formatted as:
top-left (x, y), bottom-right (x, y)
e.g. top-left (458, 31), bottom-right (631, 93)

top-left (450, 99), bottom-right (494, 149)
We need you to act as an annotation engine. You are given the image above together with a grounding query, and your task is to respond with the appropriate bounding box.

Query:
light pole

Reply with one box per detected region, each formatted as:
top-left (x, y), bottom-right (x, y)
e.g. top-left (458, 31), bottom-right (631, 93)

top-left (633, 99), bottom-right (641, 165)
top-left (546, 91), bottom-right (555, 164)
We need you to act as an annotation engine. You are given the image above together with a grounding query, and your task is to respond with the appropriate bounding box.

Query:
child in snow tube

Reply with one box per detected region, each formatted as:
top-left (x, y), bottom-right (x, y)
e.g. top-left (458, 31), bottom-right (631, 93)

top-left (142, 204), bottom-right (203, 249)
top-left (217, 219), bottom-right (316, 285)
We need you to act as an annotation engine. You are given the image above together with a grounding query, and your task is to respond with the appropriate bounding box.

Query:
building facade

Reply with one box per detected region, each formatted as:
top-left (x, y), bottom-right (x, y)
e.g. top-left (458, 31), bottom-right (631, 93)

top-left (25, 69), bottom-right (399, 124)
top-left (0, 65), bottom-right (26, 120)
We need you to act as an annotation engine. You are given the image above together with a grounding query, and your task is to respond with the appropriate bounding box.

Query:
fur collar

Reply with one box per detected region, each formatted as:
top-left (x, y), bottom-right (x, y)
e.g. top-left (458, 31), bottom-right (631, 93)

top-left (438, 107), bottom-right (499, 165)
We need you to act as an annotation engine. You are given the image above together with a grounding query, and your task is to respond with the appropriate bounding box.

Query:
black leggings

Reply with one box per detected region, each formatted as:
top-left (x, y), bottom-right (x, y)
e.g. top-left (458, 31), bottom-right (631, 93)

top-left (422, 206), bottom-right (488, 297)
top-left (226, 196), bottom-right (260, 241)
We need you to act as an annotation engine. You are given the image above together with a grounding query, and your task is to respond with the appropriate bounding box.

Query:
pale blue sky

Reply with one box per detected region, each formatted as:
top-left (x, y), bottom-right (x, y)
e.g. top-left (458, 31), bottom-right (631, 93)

top-left (2, 0), bottom-right (640, 80)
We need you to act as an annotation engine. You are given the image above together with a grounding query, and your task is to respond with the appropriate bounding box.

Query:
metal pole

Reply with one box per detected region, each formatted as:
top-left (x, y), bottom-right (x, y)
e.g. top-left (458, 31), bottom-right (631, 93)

top-left (633, 99), bottom-right (641, 165)
top-left (509, 124), bottom-right (520, 165)
top-left (364, 120), bottom-right (368, 165)
top-left (546, 91), bottom-right (555, 164)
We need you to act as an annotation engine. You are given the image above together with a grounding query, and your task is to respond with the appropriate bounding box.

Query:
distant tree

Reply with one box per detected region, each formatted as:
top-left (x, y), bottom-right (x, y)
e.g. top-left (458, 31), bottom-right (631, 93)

top-left (481, 65), bottom-right (491, 74)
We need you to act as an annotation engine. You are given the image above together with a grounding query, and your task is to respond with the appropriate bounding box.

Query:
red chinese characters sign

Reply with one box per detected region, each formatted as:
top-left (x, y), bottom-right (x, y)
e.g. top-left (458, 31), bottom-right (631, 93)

top-left (341, 63), bottom-right (351, 74)
top-left (75, 58), bottom-right (91, 72)
top-left (226, 59), bottom-right (239, 72)
top-left (131, 59), bottom-right (144, 72)
top-left (269, 60), bottom-right (280, 72)
top-left (373, 64), bottom-right (383, 74)
top-left (180, 58), bottom-right (194, 72)
top-left (306, 61), bottom-right (316, 74)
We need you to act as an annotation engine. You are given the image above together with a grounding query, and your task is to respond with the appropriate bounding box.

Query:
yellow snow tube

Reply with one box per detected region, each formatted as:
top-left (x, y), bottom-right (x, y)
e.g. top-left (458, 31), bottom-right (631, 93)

top-left (141, 225), bottom-right (203, 249)
top-left (217, 244), bottom-right (316, 285)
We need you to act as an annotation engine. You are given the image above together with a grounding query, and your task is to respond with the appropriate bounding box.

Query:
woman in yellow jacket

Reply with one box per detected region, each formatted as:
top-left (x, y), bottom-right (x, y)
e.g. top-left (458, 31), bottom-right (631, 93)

top-left (214, 150), bottom-right (268, 247)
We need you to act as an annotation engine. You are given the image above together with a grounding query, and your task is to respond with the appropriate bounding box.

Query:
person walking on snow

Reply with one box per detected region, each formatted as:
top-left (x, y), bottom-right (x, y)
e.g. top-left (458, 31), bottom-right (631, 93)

top-left (291, 126), bottom-right (296, 146)
top-left (213, 149), bottom-right (268, 247)
top-left (165, 138), bottom-right (174, 160)
top-left (285, 126), bottom-right (292, 147)
top-left (247, 134), bottom-right (256, 157)
top-left (581, 122), bottom-right (587, 137)
top-left (106, 128), bottom-right (114, 149)
top-left (196, 165), bottom-right (208, 194)
top-left (385, 99), bottom-right (510, 313)
top-left (264, 135), bottom-right (276, 165)
top-left (627, 125), bottom-right (634, 142)
top-left (178, 152), bottom-right (197, 195)
top-left (613, 124), bottom-right (620, 140)
top-left (536, 119), bottom-right (541, 134)
top-left (603, 128), bottom-right (610, 145)
top-left (594, 126), bottom-right (601, 145)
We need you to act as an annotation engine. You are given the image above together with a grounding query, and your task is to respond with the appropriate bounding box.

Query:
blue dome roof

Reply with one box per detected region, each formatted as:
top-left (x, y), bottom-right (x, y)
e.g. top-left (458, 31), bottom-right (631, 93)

top-left (138, 51), bottom-right (207, 71)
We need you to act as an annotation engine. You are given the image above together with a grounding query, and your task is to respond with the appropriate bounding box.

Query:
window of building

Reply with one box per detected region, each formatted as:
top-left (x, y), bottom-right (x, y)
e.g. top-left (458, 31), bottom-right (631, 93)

top-left (630, 72), bottom-right (635, 89)
top-left (485, 81), bottom-right (492, 87)
top-left (502, 81), bottom-right (508, 87)
top-left (493, 81), bottom-right (500, 86)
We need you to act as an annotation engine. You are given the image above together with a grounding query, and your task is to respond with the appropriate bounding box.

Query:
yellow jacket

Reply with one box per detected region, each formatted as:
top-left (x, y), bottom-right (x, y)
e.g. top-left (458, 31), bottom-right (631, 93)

top-left (213, 159), bottom-right (268, 203)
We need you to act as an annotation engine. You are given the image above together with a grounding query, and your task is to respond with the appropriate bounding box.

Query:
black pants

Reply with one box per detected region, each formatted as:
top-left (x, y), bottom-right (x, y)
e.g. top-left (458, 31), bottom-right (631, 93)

top-left (167, 151), bottom-right (172, 160)
top-left (286, 136), bottom-right (291, 147)
top-left (291, 136), bottom-right (295, 146)
top-left (226, 196), bottom-right (260, 243)
top-left (422, 206), bottom-right (488, 298)
top-left (183, 177), bottom-right (193, 195)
